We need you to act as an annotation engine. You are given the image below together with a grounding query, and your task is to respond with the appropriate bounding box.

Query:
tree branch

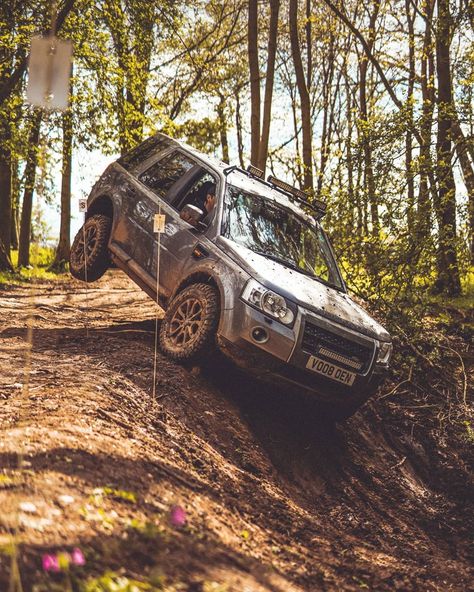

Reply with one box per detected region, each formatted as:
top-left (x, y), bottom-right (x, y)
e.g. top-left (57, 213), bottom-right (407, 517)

top-left (320, 0), bottom-right (403, 110)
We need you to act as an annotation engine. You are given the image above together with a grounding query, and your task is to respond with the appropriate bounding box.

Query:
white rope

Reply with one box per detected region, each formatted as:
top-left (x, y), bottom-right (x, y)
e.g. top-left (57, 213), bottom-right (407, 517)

top-left (152, 205), bottom-right (162, 406)
top-left (82, 213), bottom-right (89, 338)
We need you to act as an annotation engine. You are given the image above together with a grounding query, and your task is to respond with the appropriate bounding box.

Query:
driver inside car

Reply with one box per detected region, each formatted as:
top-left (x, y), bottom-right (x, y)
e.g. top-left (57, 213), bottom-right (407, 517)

top-left (180, 182), bottom-right (217, 226)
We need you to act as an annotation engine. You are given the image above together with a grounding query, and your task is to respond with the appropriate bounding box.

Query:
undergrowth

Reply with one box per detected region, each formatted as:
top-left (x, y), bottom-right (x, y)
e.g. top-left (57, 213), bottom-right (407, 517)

top-left (340, 262), bottom-right (473, 440)
top-left (0, 247), bottom-right (65, 285)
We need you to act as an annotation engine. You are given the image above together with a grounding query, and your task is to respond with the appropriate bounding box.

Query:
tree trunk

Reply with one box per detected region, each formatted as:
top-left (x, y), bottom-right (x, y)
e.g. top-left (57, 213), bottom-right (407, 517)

top-left (305, 0), bottom-right (312, 87)
top-left (405, 0), bottom-right (416, 236)
top-left (217, 94), bottom-right (229, 164)
top-left (125, 17), bottom-right (154, 151)
top-left (289, 0), bottom-right (313, 192)
top-left (18, 111), bottom-right (42, 268)
top-left (344, 71), bottom-right (358, 236)
top-left (433, 0), bottom-right (461, 295)
top-left (11, 206), bottom-right (19, 251)
top-left (235, 88), bottom-right (245, 168)
top-left (248, 0), bottom-right (260, 166)
top-left (289, 79), bottom-right (302, 183)
top-left (257, 0), bottom-right (280, 172)
top-left (317, 33), bottom-right (337, 200)
top-left (417, 0), bottom-right (435, 243)
top-left (104, 0), bottom-right (155, 155)
top-left (10, 156), bottom-right (19, 251)
top-left (0, 128), bottom-right (12, 270)
top-left (358, 0), bottom-right (380, 236)
top-left (51, 110), bottom-right (73, 271)
top-left (452, 119), bottom-right (474, 263)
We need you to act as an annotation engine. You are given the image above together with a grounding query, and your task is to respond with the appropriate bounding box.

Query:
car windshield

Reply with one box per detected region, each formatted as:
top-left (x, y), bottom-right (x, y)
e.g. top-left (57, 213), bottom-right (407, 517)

top-left (222, 185), bottom-right (344, 290)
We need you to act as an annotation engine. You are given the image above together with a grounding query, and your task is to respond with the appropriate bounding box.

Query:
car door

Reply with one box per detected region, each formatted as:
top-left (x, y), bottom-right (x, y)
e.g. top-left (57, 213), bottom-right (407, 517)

top-left (151, 169), bottom-right (220, 299)
top-left (131, 150), bottom-right (218, 300)
top-left (112, 135), bottom-right (170, 257)
top-left (127, 150), bottom-right (196, 272)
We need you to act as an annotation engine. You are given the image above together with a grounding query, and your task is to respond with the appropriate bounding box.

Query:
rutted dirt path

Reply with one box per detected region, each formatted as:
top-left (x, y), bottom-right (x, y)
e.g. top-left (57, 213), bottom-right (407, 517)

top-left (0, 271), bottom-right (472, 591)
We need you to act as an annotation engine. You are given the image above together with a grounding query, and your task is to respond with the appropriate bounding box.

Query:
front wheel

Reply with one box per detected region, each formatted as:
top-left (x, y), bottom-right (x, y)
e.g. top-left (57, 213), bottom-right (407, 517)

top-left (159, 283), bottom-right (219, 362)
top-left (69, 214), bottom-right (111, 282)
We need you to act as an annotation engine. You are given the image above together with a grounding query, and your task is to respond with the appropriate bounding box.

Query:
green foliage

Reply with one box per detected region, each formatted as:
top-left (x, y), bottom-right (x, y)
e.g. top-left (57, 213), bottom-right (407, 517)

top-left (79, 570), bottom-right (192, 592)
top-left (127, 519), bottom-right (165, 541)
top-left (1, 0), bottom-right (473, 299)
top-left (170, 117), bottom-right (221, 154)
top-left (81, 572), bottom-right (152, 592)
top-left (0, 248), bottom-right (60, 284)
top-left (462, 421), bottom-right (474, 444)
top-left (428, 267), bottom-right (474, 311)
top-left (92, 487), bottom-right (137, 504)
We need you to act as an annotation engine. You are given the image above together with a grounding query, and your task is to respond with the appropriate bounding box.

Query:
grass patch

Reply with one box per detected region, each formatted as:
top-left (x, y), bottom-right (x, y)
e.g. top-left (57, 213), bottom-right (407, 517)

top-left (0, 247), bottom-right (67, 286)
top-left (428, 267), bottom-right (474, 311)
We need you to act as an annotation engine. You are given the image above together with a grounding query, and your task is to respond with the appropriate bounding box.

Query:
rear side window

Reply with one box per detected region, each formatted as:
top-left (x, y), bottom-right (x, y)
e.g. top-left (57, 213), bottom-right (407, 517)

top-left (118, 136), bottom-right (168, 171)
top-left (138, 151), bottom-right (195, 200)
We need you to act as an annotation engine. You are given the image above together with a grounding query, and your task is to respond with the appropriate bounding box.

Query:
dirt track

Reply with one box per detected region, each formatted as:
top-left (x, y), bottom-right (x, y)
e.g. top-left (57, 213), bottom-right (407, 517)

top-left (0, 270), bottom-right (472, 591)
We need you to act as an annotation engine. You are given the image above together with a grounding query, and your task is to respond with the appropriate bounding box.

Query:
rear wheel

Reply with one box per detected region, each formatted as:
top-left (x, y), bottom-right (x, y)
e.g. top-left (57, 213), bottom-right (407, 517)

top-left (69, 214), bottom-right (111, 282)
top-left (159, 283), bottom-right (219, 362)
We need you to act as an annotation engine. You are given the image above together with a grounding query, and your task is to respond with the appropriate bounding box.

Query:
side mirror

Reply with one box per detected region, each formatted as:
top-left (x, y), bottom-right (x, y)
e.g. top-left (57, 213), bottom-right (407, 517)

top-left (180, 204), bottom-right (204, 226)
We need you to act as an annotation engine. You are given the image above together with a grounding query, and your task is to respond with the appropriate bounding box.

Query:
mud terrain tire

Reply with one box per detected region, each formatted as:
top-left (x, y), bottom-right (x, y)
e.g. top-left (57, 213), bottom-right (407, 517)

top-left (159, 283), bottom-right (219, 362)
top-left (70, 214), bottom-right (111, 282)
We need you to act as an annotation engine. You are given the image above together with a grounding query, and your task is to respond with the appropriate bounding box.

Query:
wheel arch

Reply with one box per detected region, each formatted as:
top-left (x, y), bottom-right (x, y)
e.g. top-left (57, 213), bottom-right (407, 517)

top-left (173, 272), bottom-right (221, 304)
top-left (86, 195), bottom-right (114, 221)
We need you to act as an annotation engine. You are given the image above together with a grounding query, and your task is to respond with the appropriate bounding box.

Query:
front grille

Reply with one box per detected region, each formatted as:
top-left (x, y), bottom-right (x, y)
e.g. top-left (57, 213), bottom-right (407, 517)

top-left (302, 321), bottom-right (374, 373)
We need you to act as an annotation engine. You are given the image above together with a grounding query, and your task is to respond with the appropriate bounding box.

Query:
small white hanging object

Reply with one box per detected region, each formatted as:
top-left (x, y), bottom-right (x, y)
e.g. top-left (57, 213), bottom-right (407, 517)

top-left (78, 198), bottom-right (88, 213)
top-left (153, 213), bottom-right (166, 233)
top-left (26, 35), bottom-right (72, 110)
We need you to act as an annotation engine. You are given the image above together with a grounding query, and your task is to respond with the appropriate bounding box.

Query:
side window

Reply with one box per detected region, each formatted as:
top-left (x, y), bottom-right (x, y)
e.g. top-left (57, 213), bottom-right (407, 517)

top-left (118, 136), bottom-right (168, 171)
top-left (176, 171), bottom-right (217, 212)
top-left (138, 151), bottom-right (195, 200)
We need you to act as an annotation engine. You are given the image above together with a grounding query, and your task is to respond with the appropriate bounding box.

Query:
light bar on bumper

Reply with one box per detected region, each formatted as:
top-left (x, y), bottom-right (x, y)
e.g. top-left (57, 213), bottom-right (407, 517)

top-left (241, 279), bottom-right (296, 326)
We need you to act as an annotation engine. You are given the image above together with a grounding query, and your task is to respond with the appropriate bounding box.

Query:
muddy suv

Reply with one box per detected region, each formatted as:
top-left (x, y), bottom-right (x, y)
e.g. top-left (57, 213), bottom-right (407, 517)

top-left (70, 133), bottom-right (392, 419)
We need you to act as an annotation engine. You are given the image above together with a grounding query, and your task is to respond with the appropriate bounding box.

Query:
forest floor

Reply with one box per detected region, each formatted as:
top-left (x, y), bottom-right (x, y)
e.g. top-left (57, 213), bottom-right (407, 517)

top-left (0, 270), bottom-right (472, 591)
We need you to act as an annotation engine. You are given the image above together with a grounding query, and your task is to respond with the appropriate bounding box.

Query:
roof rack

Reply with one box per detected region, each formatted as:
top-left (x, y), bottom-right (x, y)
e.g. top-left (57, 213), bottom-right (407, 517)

top-left (222, 164), bottom-right (327, 219)
top-left (266, 175), bottom-right (326, 219)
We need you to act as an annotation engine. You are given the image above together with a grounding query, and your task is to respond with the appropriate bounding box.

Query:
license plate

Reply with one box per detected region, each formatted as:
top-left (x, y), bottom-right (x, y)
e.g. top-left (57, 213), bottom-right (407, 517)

top-left (306, 355), bottom-right (356, 386)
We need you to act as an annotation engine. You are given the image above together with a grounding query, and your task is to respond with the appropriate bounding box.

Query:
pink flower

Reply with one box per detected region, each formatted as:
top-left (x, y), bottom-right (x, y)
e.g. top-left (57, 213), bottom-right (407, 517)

top-left (169, 505), bottom-right (186, 527)
top-left (42, 554), bottom-right (60, 572)
top-left (71, 547), bottom-right (85, 566)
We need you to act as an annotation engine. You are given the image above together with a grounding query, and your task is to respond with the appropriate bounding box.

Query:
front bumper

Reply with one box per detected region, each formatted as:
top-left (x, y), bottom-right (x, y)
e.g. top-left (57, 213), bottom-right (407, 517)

top-left (218, 299), bottom-right (388, 402)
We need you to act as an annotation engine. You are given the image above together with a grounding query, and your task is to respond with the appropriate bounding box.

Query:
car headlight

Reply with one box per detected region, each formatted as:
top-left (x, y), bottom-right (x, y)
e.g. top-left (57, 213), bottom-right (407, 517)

top-left (241, 279), bottom-right (296, 326)
top-left (376, 341), bottom-right (393, 364)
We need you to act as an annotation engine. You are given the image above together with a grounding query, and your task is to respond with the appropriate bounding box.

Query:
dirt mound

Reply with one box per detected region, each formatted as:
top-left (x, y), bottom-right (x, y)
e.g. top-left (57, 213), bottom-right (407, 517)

top-left (0, 271), bottom-right (472, 591)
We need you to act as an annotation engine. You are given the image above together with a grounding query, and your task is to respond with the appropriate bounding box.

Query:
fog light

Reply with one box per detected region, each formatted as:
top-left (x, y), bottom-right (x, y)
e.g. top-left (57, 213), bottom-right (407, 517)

top-left (251, 326), bottom-right (269, 344)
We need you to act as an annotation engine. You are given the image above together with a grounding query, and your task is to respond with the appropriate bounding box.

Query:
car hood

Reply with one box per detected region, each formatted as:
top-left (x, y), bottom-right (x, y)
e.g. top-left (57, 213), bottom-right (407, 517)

top-left (217, 237), bottom-right (391, 342)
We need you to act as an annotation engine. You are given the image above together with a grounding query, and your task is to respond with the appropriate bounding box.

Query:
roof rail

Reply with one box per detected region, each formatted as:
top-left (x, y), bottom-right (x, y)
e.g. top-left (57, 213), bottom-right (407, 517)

top-left (222, 165), bottom-right (240, 175)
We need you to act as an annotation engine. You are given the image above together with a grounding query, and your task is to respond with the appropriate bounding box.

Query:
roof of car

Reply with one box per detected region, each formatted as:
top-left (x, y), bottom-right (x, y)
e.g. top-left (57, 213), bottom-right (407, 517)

top-left (156, 133), bottom-right (230, 173)
top-left (156, 133), bottom-right (318, 225)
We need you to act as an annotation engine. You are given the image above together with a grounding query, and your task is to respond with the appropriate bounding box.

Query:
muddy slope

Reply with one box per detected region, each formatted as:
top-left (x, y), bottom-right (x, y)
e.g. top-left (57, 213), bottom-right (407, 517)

top-left (0, 271), bottom-right (472, 591)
